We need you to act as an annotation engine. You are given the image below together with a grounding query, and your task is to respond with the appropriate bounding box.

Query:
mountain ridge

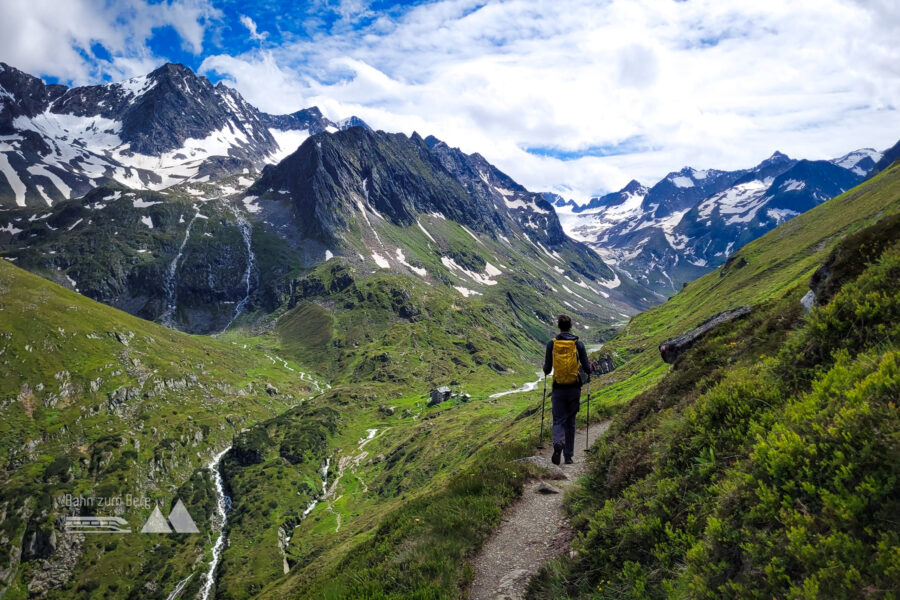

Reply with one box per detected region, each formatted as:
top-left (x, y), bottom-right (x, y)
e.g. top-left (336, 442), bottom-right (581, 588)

top-left (556, 141), bottom-right (895, 295)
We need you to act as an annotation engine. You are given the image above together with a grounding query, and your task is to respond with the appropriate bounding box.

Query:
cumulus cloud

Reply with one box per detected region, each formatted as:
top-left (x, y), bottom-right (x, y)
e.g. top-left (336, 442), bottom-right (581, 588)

top-left (10, 0), bottom-right (899, 202)
top-left (0, 0), bottom-right (220, 83)
top-left (197, 0), bottom-right (900, 201)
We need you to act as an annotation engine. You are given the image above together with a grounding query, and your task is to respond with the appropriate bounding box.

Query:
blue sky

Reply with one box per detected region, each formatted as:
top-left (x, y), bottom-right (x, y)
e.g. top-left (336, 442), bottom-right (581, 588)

top-left (2, 0), bottom-right (899, 201)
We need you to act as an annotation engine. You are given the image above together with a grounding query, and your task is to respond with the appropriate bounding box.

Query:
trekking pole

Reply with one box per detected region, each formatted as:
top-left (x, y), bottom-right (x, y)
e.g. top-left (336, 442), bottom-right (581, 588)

top-left (538, 376), bottom-right (547, 449)
top-left (585, 378), bottom-right (591, 453)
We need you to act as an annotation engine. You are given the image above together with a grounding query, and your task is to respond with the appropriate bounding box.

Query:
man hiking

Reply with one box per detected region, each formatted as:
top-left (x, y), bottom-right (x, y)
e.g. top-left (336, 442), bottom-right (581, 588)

top-left (542, 314), bottom-right (591, 465)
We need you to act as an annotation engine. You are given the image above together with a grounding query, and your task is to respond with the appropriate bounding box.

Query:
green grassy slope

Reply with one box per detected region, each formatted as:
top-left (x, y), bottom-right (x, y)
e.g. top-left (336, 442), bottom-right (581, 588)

top-left (530, 222), bottom-right (899, 599)
top-left (212, 254), bottom-right (560, 596)
top-left (525, 171), bottom-right (900, 598)
top-left (593, 160), bottom-right (900, 410)
top-left (0, 260), bottom-right (315, 599)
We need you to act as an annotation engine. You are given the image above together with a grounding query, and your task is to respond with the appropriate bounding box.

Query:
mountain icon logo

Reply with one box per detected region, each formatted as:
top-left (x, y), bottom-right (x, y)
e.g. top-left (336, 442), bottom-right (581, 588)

top-left (140, 498), bottom-right (200, 534)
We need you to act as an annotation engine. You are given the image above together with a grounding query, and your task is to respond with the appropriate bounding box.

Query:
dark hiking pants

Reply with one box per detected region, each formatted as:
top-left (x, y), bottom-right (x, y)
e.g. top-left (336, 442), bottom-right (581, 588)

top-left (551, 386), bottom-right (580, 458)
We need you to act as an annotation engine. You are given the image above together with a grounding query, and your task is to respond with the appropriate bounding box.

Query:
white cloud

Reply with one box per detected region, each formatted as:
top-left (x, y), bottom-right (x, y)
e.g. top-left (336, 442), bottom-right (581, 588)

top-left (0, 0), bottom-right (220, 84)
top-left (10, 0), bottom-right (898, 202)
top-left (199, 0), bottom-right (900, 202)
top-left (239, 15), bottom-right (268, 41)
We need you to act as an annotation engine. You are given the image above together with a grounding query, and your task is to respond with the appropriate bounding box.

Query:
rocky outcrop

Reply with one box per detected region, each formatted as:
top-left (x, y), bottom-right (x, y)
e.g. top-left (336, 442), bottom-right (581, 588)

top-left (26, 532), bottom-right (83, 595)
top-left (659, 306), bottom-right (753, 364)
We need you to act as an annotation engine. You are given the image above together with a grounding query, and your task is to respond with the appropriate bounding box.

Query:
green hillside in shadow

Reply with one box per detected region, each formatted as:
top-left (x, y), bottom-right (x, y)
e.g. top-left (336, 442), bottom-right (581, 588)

top-left (0, 261), bottom-right (316, 599)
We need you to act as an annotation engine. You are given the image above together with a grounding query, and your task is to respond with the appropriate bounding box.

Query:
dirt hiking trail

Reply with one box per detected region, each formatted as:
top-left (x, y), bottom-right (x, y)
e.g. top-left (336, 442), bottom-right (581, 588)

top-left (468, 421), bottom-right (611, 600)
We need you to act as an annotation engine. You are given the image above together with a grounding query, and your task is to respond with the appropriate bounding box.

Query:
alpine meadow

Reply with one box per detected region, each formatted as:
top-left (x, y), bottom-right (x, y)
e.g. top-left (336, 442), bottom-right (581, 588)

top-left (0, 1), bottom-right (898, 599)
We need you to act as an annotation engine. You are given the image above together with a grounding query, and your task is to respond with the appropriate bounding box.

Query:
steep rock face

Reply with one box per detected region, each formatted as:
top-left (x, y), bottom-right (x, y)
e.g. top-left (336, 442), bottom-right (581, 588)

top-left (425, 136), bottom-right (567, 248)
top-left (253, 128), bottom-right (500, 244)
top-left (251, 127), bottom-right (617, 283)
top-left (0, 62), bottom-right (278, 205)
top-left (2, 62), bottom-right (653, 331)
top-left (574, 180), bottom-right (648, 213)
top-left (0, 183), bottom-right (288, 334)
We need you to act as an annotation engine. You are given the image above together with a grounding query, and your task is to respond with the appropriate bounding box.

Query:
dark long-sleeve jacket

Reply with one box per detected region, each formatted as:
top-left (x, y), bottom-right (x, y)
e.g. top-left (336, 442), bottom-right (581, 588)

top-left (542, 332), bottom-right (591, 389)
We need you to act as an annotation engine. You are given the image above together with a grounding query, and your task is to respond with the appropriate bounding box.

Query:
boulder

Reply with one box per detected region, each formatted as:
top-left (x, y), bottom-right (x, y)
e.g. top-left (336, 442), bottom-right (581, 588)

top-left (513, 456), bottom-right (567, 480)
top-left (659, 306), bottom-right (752, 364)
top-left (536, 481), bottom-right (562, 494)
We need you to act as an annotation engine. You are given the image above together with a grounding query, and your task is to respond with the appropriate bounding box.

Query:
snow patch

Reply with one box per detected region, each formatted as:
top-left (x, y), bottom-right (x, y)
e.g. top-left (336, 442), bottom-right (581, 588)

top-left (441, 256), bottom-right (497, 285)
top-left (371, 253), bottom-right (390, 268)
top-left (242, 195), bottom-right (261, 214)
top-left (781, 179), bottom-right (805, 192)
top-left (767, 208), bottom-right (799, 224)
top-left (26, 165), bottom-right (70, 201)
top-left (671, 175), bottom-right (694, 188)
top-left (0, 152), bottom-right (26, 206)
top-left (133, 198), bottom-right (161, 208)
top-left (484, 262), bottom-right (502, 277)
top-left (454, 286), bottom-right (482, 297)
top-left (416, 220), bottom-right (436, 243)
top-left (117, 74), bottom-right (156, 102)
top-left (599, 272), bottom-right (621, 289)
top-left (395, 248), bottom-right (427, 277)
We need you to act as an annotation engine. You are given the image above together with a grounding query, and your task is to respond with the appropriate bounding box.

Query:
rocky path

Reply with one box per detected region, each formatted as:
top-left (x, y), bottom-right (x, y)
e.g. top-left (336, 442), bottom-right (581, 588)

top-left (468, 421), bottom-right (611, 600)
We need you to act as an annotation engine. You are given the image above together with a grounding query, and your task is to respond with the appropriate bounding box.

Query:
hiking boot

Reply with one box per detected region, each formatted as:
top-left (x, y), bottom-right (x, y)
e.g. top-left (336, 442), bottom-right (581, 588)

top-left (551, 443), bottom-right (563, 465)
top-left (564, 456), bottom-right (574, 465)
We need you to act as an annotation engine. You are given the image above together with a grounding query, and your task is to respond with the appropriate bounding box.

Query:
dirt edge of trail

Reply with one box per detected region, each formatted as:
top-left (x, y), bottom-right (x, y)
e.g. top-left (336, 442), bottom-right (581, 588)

top-left (467, 421), bottom-right (612, 600)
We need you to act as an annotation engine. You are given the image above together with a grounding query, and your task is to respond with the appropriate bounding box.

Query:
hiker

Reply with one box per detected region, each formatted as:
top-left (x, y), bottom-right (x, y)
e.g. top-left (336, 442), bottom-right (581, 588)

top-left (542, 315), bottom-right (591, 465)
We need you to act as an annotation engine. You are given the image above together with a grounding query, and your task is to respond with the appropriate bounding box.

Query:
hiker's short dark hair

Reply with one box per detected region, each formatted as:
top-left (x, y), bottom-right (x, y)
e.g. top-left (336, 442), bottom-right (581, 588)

top-left (557, 314), bottom-right (572, 331)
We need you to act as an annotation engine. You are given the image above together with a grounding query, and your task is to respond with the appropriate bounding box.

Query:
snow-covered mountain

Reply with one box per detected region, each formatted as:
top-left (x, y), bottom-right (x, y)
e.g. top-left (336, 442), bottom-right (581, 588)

top-left (556, 146), bottom-right (891, 295)
top-left (830, 148), bottom-right (882, 176)
top-left (0, 62), bottom-right (367, 208)
top-left (0, 62), bottom-right (656, 334)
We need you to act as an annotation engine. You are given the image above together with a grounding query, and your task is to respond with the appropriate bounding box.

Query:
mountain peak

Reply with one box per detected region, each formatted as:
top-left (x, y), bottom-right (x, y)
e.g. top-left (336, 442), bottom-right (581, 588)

top-left (149, 62), bottom-right (195, 77)
top-left (294, 106), bottom-right (324, 119)
top-left (146, 62), bottom-right (202, 87)
top-left (760, 150), bottom-right (791, 165)
top-left (621, 179), bottom-right (646, 193)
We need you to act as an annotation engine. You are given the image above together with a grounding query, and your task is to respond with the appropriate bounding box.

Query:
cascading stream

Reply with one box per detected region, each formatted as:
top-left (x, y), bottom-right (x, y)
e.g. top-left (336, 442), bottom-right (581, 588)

top-left (223, 205), bottom-right (256, 331)
top-left (199, 447), bottom-right (232, 600)
top-left (160, 210), bottom-right (200, 326)
top-left (278, 457), bottom-right (331, 572)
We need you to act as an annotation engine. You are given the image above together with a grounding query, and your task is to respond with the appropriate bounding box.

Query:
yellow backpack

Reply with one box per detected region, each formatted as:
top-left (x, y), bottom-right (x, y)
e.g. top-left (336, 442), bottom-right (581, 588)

top-left (552, 339), bottom-right (579, 385)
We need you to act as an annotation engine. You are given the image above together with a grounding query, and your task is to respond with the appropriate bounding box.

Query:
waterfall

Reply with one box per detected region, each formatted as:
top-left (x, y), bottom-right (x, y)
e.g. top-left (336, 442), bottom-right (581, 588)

top-left (199, 447), bottom-right (231, 600)
top-left (223, 205), bottom-right (256, 331)
top-left (160, 210), bottom-right (200, 326)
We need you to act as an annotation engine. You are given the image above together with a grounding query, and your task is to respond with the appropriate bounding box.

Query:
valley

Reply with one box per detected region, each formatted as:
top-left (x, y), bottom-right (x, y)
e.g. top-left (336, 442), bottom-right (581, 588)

top-left (0, 58), bottom-right (898, 600)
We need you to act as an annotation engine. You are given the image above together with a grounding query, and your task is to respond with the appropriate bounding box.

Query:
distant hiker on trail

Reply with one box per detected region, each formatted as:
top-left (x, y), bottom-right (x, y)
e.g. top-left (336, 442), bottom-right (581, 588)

top-left (543, 315), bottom-right (591, 465)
